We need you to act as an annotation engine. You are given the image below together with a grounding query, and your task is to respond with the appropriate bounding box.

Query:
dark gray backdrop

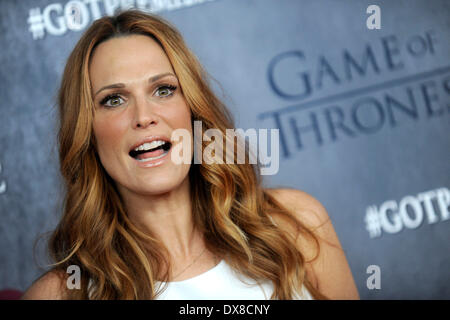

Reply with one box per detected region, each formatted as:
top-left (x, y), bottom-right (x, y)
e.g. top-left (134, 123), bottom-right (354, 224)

top-left (0, 0), bottom-right (449, 299)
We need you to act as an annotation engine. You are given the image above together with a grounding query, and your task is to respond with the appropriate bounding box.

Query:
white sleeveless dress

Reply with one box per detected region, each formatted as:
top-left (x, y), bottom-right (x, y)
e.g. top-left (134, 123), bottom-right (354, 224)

top-left (155, 259), bottom-right (313, 300)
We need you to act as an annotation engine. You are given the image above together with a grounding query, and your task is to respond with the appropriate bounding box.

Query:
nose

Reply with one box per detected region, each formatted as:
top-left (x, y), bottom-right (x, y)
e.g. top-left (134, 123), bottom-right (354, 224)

top-left (132, 96), bottom-right (159, 129)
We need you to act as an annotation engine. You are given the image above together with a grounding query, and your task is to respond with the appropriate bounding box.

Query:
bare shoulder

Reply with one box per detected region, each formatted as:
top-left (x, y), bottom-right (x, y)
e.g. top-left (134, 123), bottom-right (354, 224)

top-left (265, 188), bottom-right (330, 234)
top-left (265, 188), bottom-right (360, 300)
top-left (265, 188), bottom-right (335, 261)
top-left (21, 270), bottom-right (68, 300)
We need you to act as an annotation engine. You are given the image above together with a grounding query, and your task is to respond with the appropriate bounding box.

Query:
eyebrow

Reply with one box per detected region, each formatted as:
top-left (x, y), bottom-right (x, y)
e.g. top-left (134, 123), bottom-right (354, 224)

top-left (94, 72), bottom-right (176, 97)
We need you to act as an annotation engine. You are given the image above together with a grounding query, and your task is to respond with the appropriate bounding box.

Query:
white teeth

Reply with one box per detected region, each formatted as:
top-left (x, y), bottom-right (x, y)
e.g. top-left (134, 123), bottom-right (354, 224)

top-left (134, 140), bottom-right (166, 152)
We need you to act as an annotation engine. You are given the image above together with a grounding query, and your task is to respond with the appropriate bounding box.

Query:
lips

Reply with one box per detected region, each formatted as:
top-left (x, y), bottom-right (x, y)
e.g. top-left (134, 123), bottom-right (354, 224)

top-left (128, 136), bottom-right (172, 159)
top-left (130, 142), bottom-right (171, 161)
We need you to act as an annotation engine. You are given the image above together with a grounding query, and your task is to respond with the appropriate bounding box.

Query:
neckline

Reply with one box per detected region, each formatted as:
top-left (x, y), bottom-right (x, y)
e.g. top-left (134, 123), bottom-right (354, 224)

top-left (158, 259), bottom-right (225, 285)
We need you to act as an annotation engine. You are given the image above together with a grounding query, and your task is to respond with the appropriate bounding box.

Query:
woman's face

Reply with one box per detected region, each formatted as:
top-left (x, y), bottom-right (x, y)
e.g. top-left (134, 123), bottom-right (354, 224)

top-left (89, 34), bottom-right (192, 197)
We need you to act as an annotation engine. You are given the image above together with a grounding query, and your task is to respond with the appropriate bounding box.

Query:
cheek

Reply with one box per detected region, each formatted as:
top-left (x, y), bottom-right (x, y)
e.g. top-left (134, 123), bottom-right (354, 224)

top-left (93, 115), bottom-right (127, 156)
top-left (168, 101), bottom-right (192, 130)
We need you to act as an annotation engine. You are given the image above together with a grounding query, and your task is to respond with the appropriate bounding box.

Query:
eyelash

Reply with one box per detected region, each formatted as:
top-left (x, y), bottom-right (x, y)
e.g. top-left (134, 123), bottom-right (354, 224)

top-left (99, 84), bottom-right (178, 107)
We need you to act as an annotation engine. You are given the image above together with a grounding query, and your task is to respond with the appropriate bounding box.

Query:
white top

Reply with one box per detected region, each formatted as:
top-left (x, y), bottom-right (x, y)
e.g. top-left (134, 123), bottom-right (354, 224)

top-left (155, 259), bottom-right (313, 300)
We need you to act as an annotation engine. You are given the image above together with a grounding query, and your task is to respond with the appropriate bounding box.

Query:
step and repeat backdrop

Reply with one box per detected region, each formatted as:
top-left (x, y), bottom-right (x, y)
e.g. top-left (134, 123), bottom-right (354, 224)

top-left (0, 0), bottom-right (449, 299)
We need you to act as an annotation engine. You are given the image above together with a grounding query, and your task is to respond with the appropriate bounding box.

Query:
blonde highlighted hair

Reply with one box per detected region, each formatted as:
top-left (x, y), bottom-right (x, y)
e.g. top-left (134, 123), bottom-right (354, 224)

top-left (48, 9), bottom-right (328, 299)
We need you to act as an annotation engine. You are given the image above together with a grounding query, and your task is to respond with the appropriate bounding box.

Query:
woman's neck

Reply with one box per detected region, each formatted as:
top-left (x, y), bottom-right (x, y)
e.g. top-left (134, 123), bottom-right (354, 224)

top-left (120, 176), bottom-right (201, 260)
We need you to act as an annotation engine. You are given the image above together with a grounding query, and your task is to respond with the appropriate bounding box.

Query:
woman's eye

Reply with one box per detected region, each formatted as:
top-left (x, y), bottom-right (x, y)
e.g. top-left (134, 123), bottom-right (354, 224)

top-left (155, 85), bottom-right (177, 98)
top-left (100, 95), bottom-right (124, 107)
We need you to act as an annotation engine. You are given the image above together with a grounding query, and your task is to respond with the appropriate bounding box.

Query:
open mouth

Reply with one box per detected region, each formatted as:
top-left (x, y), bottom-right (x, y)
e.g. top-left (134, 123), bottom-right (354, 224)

top-left (129, 140), bottom-right (172, 162)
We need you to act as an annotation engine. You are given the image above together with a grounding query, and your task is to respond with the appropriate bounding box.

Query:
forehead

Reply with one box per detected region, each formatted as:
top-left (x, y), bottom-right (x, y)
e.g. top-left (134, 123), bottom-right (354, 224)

top-left (89, 34), bottom-right (174, 89)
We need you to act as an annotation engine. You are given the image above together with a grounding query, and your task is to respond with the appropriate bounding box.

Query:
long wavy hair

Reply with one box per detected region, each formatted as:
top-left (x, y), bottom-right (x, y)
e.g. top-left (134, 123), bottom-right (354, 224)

top-left (48, 9), bottom-right (328, 299)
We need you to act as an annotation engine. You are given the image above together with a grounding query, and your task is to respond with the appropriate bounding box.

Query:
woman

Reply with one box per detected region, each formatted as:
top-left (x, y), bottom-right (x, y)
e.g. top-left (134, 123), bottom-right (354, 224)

top-left (22, 10), bottom-right (359, 300)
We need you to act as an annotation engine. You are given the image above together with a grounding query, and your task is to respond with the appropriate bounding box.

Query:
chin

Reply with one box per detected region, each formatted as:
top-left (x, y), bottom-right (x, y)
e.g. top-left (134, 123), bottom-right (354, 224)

top-left (134, 170), bottom-right (190, 195)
